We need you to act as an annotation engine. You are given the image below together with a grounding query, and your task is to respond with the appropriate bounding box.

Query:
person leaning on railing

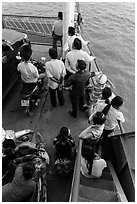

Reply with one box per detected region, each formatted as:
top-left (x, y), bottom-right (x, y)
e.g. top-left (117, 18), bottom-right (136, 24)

top-left (52, 11), bottom-right (63, 51)
top-left (89, 95), bottom-right (125, 149)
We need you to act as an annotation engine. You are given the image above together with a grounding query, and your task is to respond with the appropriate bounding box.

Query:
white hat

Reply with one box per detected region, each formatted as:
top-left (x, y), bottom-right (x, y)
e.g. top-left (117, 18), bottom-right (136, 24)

top-left (97, 73), bottom-right (107, 84)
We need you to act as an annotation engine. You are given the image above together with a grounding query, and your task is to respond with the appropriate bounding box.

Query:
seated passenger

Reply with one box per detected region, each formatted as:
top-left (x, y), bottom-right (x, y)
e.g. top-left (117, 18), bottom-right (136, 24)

top-left (17, 43), bottom-right (45, 94)
top-left (81, 139), bottom-right (107, 178)
top-left (79, 112), bottom-right (106, 148)
top-left (53, 127), bottom-right (75, 159)
top-left (53, 127), bottom-right (75, 177)
top-left (2, 162), bottom-right (36, 202)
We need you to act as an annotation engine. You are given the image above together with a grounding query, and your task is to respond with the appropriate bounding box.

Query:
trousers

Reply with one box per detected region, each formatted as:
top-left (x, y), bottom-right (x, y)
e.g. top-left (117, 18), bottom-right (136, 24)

top-left (52, 33), bottom-right (62, 50)
top-left (49, 87), bottom-right (64, 107)
top-left (70, 93), bottom-right (85, 117)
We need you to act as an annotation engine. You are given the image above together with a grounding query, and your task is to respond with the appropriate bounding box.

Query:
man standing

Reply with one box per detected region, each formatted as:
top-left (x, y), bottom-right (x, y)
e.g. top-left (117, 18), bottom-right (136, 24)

top-left (65, 38), bottom-right (95, 79)
top-left (64, 59), bottom-right (91, 118)
top-left (45, 48), bottom-right (66, 107)
top-left (52, 11), bottom-right (63, 50)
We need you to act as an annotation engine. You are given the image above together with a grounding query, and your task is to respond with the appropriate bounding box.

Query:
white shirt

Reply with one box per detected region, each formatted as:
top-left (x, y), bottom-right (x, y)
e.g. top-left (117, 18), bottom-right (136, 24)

top-left (104, 106), bottom-right (125, 130)
top-left (89, 103), bottom-right (125, 130)
top-left (45, 59), bottom-right (66, 89)
top-left (52, 20), bottom-right (63, 36)
top-left (79, 124), bottom-right (104, 140)
top-left (88, 93), bottom-right (115, 119)
top-left (81, 156), bottom-right (107, 178)
top-left (63, 34), bottom-right (88, 52)
top-left (17, 61), bottom-right (39, 83)
top-left (65, 49), bottom-right (95, 73)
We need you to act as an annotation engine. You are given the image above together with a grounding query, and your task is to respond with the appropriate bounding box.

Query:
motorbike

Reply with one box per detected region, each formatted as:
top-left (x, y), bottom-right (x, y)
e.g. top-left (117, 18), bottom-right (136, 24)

top-left (20, 57), bottom-right (47, 116)
top-left (2, 128), bottom-right (49, 202)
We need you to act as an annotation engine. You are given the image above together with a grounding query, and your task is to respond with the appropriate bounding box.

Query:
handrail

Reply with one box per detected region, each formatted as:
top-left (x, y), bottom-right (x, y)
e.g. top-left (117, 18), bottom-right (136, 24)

top-left (117, 120), bottom-right (125, 134)
top-left (2, 14), bottom-right (56, 19)
top-left (69, 139), bottom-right (82, 202)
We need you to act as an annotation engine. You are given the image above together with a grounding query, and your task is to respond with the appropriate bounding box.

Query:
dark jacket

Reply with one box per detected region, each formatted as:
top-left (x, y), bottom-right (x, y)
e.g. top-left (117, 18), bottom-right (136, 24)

top-left (64, 70), bottom-right (91, 96)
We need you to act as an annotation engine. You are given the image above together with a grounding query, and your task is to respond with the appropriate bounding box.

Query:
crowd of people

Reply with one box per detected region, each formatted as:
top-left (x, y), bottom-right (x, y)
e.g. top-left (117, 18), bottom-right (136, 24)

top-left (2, 11), bottom-right (125, 201)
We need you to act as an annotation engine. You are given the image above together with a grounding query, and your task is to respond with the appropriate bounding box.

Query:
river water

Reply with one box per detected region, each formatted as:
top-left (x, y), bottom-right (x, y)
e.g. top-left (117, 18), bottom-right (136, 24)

top-left (2, 2), bottom-right (135, 133)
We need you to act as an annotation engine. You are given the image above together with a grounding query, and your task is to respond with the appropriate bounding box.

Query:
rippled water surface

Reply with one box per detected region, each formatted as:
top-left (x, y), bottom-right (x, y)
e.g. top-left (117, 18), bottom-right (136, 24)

top-left (2, 2), bottom-right (135, 132)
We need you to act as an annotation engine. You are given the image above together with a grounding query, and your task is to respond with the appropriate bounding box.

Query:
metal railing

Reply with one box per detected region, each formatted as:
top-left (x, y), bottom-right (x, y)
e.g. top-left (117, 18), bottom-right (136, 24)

top-left (69, 121), bottom-right (127, 202)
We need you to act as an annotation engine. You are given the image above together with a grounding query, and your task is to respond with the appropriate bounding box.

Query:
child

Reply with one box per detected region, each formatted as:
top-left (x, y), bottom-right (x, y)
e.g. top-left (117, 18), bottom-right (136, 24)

top-left (81, 139), bottom-right (107, 178)
top-left (79, 112), bottom-right (106, 147)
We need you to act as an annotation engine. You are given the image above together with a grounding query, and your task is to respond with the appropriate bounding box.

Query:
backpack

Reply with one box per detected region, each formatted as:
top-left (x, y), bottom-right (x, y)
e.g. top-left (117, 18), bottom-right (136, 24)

top-left (54, 158), bottom-right (74, 178)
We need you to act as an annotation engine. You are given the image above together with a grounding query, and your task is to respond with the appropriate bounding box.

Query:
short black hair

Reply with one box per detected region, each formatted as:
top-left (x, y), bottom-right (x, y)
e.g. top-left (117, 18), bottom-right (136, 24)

top-left (102, 87), bottom-right (112, 99)
top-left (72, 38), bottom-right (82, 50)
top-left (58, 11), bottom-right (63, 20)
top-left (59, 127), bottom-right (69, 137)
top-left (77, 59), bottom-right (86, 71)
top-left (111, 96), bottom-right (124, 108)
top-left (68, 26), bottom-right (75, 36)
top-left (19, 43), bottom-right (32, 61)
top-left (93, 112), bottom-right (106, 125)
top-left (49, 48), bottom-right (58, 59)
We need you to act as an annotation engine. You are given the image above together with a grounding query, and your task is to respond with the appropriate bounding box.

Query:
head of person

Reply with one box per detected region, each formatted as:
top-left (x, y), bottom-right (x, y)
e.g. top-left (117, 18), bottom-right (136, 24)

top-left (102, 87), bottom-right (112, 99)
top-left (82, 141), bottom-right (96, 175)
top-left (72, 38), bottom-right (82, 50)
top-left (49, 48), bottom-right (58, 59)
top-left (59, 127), bottom-right (70, 138)
top-left (19, 43), bottom-right (32, 61)
top-left (58, 11), bottom-right (63, 20)
top-left (102, 87), bottom-right (112, 104)
top-left (68, 26), bottom-right (75, 36)
top-left (23, 162), bottom-right (35, 180)
top-left (111, 96), bottom-right (124, 109)
top-left (96, 73), bottom-right (107, 85)
top-left (76, 59), bottom-right (87, 71)
top-left (92, 111), bottom-right (106, 125)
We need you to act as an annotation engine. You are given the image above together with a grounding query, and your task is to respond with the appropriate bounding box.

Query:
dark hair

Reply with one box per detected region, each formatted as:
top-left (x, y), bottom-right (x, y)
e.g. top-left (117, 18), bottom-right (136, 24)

top-left (68, 26), bottom-right (75, 36)
top-left (72, 38), bottom-right (82, 50)
top-left (19, 43), bottom-right (32, 61)
top-left (82, 140), bottom-right (96, 175)
top-left (23, 162), bottom-right (35, 180)
top-left (77, 59), bottom-right (86, 71)
top-left (102, 95), bottom-right (124, 116)
top-left (92, 112), bottom-right (106, 125)
top-left (3, 138), bottom-right (15, 149)
top-left (58, 11), bottom-right (63, 20)
top-left (55, 127), bottom-right (71, 159)
top-left (102, 87), bottom-right (112, 101)
top-left (49, 48), bottom-right (58, 59)
top-left (59, 127), bottom-right (69, 137)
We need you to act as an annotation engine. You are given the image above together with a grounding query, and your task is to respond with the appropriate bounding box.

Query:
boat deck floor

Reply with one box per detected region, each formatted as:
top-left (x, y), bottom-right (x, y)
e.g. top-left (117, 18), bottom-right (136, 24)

top-left (2, 44), bottom-right (90, 202)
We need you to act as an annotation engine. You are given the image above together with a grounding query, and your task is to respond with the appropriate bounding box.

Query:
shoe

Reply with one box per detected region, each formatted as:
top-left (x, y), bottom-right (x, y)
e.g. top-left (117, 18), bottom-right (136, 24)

top-left (68, 110), bottom-right (77, 118)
